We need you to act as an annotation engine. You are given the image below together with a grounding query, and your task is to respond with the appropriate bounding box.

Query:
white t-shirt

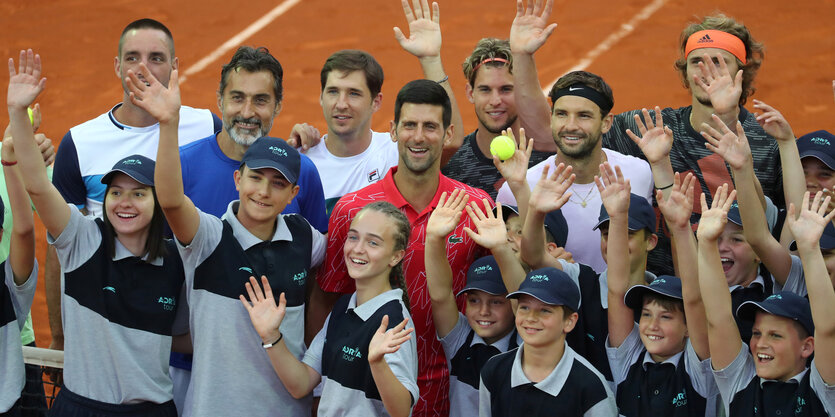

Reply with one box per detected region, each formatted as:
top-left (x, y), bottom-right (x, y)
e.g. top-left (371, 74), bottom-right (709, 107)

top-left (303, 131), bottom-right (399, 214)
top-left (497, 149), bottom-right (653, 272)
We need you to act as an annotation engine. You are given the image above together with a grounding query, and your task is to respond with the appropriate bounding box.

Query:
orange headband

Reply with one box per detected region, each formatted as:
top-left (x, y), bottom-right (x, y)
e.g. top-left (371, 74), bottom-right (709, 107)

top-left (472, 57), bottom-right (510, 74)
top-left (685, 30), bottom-right (746, 64)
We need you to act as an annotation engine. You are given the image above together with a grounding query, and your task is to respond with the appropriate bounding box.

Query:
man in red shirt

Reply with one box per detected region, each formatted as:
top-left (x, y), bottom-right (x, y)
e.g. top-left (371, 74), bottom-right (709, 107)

top-left (313, 79), bottom-right (492, 416)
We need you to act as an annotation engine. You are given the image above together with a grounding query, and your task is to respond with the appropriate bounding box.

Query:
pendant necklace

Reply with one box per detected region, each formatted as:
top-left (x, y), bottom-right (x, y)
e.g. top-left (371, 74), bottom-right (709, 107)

top-left (569, 185), bottom-right (596, 208)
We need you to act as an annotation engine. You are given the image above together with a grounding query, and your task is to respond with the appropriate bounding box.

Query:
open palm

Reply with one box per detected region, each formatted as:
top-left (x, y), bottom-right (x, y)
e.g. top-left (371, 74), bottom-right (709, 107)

top-left (239, 276), bottom-right (285, 344)
top-left (7, 49), bottom-right (46, 109)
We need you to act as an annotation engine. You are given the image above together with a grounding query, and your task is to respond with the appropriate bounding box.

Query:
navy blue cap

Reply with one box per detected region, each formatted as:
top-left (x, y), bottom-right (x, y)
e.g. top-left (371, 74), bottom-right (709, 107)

top-left (593, 193), bottom-right (656, 232)
top-left (456, 256), bottom-right (508, 296)
top-left (726, 201), bottom-right (743, 227)
top-left (507, 267), bottom-right (580, 311)
top-left (544, 209), bottom-right (568, 248)
top-left (100, 154), bottom-right (155, 186)
top-left (493, 204), bottom-right (520, 223)
top-left (797, 130), bottom-right (835, 170)
top-left (736, 291), bottom-right (814, 336)
top-left (789, 221), bottom-right (835, 251)
top-left (624, 275), bottom-right (683, 311)
top-left (241, 137), bottom-right (300, 184)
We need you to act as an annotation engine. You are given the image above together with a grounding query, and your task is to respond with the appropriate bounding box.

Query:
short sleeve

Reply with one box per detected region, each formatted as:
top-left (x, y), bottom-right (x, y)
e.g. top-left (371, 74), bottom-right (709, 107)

top-left (302, 314), bottom-right (330, 376)
top-left (176, 210), bottom-right (224, 273)
top-left (48, 205), bottom-right (102, 272)
top-left (6, 260), bottom-right (38, 330)
top-left (810, 358), bottom-right (835, 416)
top-left (309, 226), bottom-right (326, 268)
top-left (712, 344), bottom-right (757, 416)
top-left (605, 323), bottom-right (644, 386)
top-left (478, 377), bottom-right (492, 417)
top-left (683, 339), bottom-right (718, 398)
top-left (438, 313), bottom-right (471, 361)
top-left (778, 255), bottom-right (807, 297)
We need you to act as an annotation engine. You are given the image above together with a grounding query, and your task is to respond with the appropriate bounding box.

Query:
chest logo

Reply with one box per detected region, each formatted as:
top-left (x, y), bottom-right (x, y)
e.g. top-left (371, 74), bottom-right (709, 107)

top-left (671, 391), bottom-right (687, 407)
top-left (239, 266), bottom-right (253, 274)
top-left (157, 296), bottom-right (176, 311)
top-left (368, 169), bottom-right (380, 182)
top-left (448, 234), bottom-right (464, 244)
top-left (292, 270), bottom-right (308, 285)
top-left (342, 345), bottom-right (363, 362)
top-left (103, 286), bottom-right (116, 294)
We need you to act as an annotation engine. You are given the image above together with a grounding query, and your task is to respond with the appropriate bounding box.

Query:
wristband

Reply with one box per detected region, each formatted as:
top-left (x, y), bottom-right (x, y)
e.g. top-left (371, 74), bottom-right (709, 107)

top-left (262, 332), bottom-right (283, 349)
top-left (436, 75), bottom-right (449, 84)
top-left (1, 160), bottom-right (17, 166)
top-left (654, 183), bottom-right (673, 191)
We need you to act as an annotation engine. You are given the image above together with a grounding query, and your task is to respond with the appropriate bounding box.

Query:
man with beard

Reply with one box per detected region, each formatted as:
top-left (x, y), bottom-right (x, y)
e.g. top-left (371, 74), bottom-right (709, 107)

top-left (178, 46), bottom-right (327, 233)
top-left (497, 71), bottom-right (653, 272)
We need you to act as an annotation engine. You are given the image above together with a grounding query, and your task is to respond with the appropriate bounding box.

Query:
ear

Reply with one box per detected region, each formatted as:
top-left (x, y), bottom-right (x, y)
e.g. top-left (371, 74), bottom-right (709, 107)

top-left (287, 185), bottom-right (300, 204)
top-left (646, 232), bottom-right (659, 251)
top-left (390, 120), bottom-right (397, 142)
top-left (545, 241), bottom-right (559, 255)
top-left (371, 92), bottom-right (383, 114)
top-left (563, 311), bottom-right (579, 334)
top-left (443, 123), bottom-right (455, 147)
top-left (800, 336), bottom-right (815, 359)
top-left (601, 113), bottom-right (614, 134)
top-left (273, 101), bottom-right (283, 118)
top-left (114, 56), bottom-right (121, 79)
top-left (389, 248), bottom-right (405, 268)
top-left (465, 83), bottom-right (475, 104)
top-left (171, 56), bottom-right (179, 71)
top-left (234, 168), bottom-right (242, 191)
top-left (217, 91), bottom-right (224, 114)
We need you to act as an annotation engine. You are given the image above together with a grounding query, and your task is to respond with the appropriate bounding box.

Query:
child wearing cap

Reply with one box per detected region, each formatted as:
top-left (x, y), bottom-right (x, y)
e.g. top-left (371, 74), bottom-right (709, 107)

top-left (127, 63), bottom-right (325, 416)
top-left (9, 50), bottom-right (186, 415)
top-left (602, 166), bottom-right (718, 416)
top-left (478, 267), bottom-right (617, 416)
top-left (425, 190), bottom-right (519, 417)
top-left (699, 187), bottom-right (835, 416)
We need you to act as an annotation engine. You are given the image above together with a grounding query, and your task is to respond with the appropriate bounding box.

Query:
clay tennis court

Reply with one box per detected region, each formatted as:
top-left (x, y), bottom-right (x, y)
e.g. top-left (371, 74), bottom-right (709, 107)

top-left (1, 0), bottom-right (833, 348)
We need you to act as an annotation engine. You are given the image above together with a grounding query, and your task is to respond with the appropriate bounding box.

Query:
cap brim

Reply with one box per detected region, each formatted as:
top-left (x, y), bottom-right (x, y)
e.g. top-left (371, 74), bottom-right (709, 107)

top-left (244, 160), bottom-right (297, 184)
top-left (800, 152), bottom-right (835, 171)
top-left (100, 169), bottom-right (154, 187)
top-left (624, 284), bottom-right (682, 311)
top-left (456, 282), bottom-right (507, 297)
top-left (507, 289), bottom-right (575, 310)
top-left (592, 218), bottom-right (649, 232)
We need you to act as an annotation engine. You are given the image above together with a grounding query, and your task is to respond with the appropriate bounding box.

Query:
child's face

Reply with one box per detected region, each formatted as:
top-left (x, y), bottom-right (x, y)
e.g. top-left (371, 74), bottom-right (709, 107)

top-left (343, 210), bottom-right (404, 282)
top-left (750, 312), bottom-right (813, 381)
top-left (464, 290), bottom-right (515, 344)
top-left (504, 215), bottom-right (523, 260)
top-left (802, 157), bottom-right (835, 194)
top-left (234, 166), bottom-right (299, 225)
top-left (717, 223), bottom-right (760, 287)
top-left (514, 294), bottom-right (576, 348)
top-left (639, 299), bottom-right (688, 362)
top-left (599, 226), bottom-right (656, 273)
top-left (104, 173), bottom-right (155, 241)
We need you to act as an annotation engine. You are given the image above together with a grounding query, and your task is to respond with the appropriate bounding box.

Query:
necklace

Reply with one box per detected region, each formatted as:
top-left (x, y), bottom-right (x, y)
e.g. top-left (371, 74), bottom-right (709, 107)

top-left (568, 185), bottom-right (596, 208)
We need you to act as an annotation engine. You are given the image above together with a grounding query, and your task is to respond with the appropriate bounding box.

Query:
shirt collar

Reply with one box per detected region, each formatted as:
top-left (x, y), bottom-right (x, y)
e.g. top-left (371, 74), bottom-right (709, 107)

top-left (728, 275), bottom-right (765, 292)
top-left (641, 350), bottom-right (683, 371)
top-left (510, 342), bottom-right (576, 396)
top-left (345, 289), bottom-right (404, 321)
top-left (759, 368), bottom-right (808, 388)
top-left (112, 238), bottom-right (163, 266)
top-left (469, 328), bottom-right (516, 351)
top-left (379, 167), bottom-right (455, 221)
top-left (599, 270), bottom-right (657, 309)
top-left (221, 201), bottom-right (292, 250)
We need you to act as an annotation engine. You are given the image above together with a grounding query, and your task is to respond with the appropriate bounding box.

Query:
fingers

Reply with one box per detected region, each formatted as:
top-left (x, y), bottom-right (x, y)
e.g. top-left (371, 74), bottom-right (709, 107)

top-left (700, 191), bottom-right (709, 213)
top-left (7, 57), bottom-right (15, 77)
top-left (420, 0), bottom-right (431, 19)
top-left (431, 1), bottom-right (440, 23)
top-left (31, 103), bottom-right (41, 131)
top-left (378, 314), bottom-right (390, 333)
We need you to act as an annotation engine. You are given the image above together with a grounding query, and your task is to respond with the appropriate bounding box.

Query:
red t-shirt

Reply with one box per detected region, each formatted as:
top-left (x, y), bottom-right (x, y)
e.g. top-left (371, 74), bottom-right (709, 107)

top-left (318, 167), bottom-right (493, 416)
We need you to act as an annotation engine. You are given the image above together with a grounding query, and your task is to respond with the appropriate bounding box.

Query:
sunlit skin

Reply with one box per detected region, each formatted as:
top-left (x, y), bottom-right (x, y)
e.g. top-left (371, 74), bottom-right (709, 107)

top-left (391, 103), bottom-right (451, 175)
top-left (233, 166), bottom-right (298, 230)
top-left (716, 223), bottom-right (759, 288)
top-left (599, 226), bottom-right (658, 274)
top-left (343, 210), bottom-right (404, 283)
top-left (466, 65), bottom-right (518, 135)
top-left (514, 294), bottom-right (577, 348)
top-left (550, 95), bottom-right (612, 160)
top-left (218, 69), bottom-right (281, 147)
top-left (115, 28), bottom-right (177, 96)
top-left (639, 299), bottom-right (688, 362)
top-left (320, 70), bottom-right (381, 141)
top-left (464, 290), bottom-right (515, 344)
top-left (104, 173), bottom-right (155, 245)
top-left (684, 48), bottom-right (740, 106)
top-left (505, 215), bottom-right (524, 258)
top-left (750, 312), bottom-right (814, 381)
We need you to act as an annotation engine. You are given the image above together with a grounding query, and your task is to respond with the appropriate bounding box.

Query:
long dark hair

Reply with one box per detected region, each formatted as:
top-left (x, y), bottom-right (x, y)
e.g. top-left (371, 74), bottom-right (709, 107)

top-left (101, 183), bottom-right (167, 261)
top-left (356, 201), bottom-right (411, 310)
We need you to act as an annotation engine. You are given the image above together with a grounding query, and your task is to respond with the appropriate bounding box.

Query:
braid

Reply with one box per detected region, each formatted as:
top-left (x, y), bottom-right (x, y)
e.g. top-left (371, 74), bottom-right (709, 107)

top-left (357, 201), bottom-right (412, 310)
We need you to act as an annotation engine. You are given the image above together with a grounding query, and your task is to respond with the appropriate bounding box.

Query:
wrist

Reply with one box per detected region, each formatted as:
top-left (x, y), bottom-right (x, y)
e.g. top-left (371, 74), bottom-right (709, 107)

top-left (262, 332), bottom-right (283, 349)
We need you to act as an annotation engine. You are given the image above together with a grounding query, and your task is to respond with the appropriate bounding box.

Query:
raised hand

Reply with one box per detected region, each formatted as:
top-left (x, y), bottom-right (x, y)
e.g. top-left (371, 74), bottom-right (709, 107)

top-left (125, 62), bottom-right (180, 124)
top-left (786, 191), bottom-right (835, 250)
top-left (696, 184), bottom-right (736, 242)
top-left (657, 172), bottom-right (696, 231)
top-left (595, 162), bottom-right (631, 217)
top-left (239, 276), bottom-right (285, 345)
top-left (426, 190), bottom-right (469, 239)
top-left (509, 0), bottom-right (557, 54)
top-left (528, 163), bottom-right (575, 214)
top-left (752, 100), bottom-right (794, 142)
top-left (368, 315), bottom-right (413, 364)
top-left (286, 123), bottom-right (321, 150)
top-left (393, 0), bottom-right (442, 59)
top-left (7, 49), bottom-right (46, 110)
top-left (493, 127), bottom-right (534, 187)
top-left (701, 115), bottom-right (751, 170)
top-left (463, 199), bottom-right (508, 250)
top-left (625, 107), bottom-right (673, 164)
top-left (694, 53), bottom-right (743, 115)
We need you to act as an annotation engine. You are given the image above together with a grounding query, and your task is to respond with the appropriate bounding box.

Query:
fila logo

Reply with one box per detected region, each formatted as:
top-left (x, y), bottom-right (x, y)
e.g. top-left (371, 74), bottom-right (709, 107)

top-left (368, 169), bottom-right (380, 182)
top-left (341, 345), bottom-right (363, 362)
top-left (473, 265), bottom-right (493, 274)
top-left (811, 137), bottom-right (831, 146)
top-left (268, 146), bottom-right (288, 157)
top-left (529, 274), bottom-right (549, 283)
top-left (448, 234), bottom-right (464, 244)
top-left (103, 286), bottom-right (116, 294)
top-left (697, 34), bottom-right (713, 43)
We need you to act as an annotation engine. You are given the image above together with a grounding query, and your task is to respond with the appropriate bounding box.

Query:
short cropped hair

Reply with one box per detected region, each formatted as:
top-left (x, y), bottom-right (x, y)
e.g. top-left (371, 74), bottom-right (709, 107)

top-left (320, 50), bottom-right (384, 97)
top-left (548, 71), bottom-right (615, 117)
top-left (219, 46), bottom-right (284, 103)
top-left (462, 38), bottom-right (513, 87)
top-left (643, 293), bottom-right (686, 323)
top-left (119, 18), bottom-right (175, 57)
top-left (393, 79), bottom-right (452, 128)
top-left (674, 13), bottom-right (764, 106)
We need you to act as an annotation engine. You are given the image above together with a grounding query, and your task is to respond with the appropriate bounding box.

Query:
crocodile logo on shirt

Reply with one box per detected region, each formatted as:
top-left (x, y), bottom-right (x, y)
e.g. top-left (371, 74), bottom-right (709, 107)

top-left (448, 234), bottom-right (464, 244)
top-left (103, 286), bottom-right (116, 294)
top-left (342, 345), bottom-right (363, 362)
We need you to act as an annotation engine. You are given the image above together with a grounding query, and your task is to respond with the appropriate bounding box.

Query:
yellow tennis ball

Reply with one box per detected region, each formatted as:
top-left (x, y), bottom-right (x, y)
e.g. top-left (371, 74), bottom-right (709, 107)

top-left (490, 135), bottom-right (515, 161)
top-left (27, 107), bottom-right (34, 125)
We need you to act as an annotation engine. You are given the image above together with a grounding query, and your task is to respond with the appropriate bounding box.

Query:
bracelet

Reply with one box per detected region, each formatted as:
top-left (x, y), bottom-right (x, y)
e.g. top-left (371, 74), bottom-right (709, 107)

top-left (654, 183), bottom-right (673, 191)
top-left (436, 75), bottom-right (449, 84)
top-left (1, 160), bottom-right (17, 166)
top-left (262, 332), bottom-right (283, 349)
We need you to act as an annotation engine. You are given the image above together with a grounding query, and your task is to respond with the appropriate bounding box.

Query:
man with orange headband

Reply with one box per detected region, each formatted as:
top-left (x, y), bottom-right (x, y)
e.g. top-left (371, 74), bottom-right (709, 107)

top-left (603, 13), bottom-right (782, 277)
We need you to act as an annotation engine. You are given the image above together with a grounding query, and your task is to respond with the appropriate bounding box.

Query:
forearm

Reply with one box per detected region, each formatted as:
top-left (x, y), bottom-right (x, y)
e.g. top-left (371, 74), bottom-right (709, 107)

top-left (8, 107), bottom-right (51, 194)
top-left (154, 119), bottom-right (185, 209)
top-left (650, 159), bottom-right (675, 200)
top-left (5, 164), bottom-right (35, 283)
top-left (493, 243), bottom-right (526, 292)
top-left (698, 238), bottom-right (742, 368)
top-left (606, 215), bottom-right (632, 346)
top-left (45, 245), bottom-right (63, 348)
top-left (796, 244), bottom-right (835, 341)
top-left (776, 140), bottom-right (804, 218)
top-left (507, 181), bottom-right (530, 222)
top-left (511, 53), bottom-right (555, 152)
top-left (369, 359), bottom-right (413, 417)
top-left (520, 207), bottom-right (547, 268)
top-left (266, 339), bottom-right (320, 398)
top-left (672, 228), bottom-right (709, 358)
top-left (425, 235), bottom-right (459, 338)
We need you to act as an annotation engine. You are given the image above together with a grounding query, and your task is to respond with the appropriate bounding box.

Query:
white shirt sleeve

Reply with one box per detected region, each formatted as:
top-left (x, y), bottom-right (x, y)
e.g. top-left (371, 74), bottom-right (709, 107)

top-left (439, 313), bottom-right (471, 361)
top-left (712, 344), bottom-right (757, 416)
top-left (606, 323), bottom-right (644, 386)
top-left (810, 358), bottom-right (835, 416)
top-left (310, 226), bottom-right (326, 268)
top-left (777, 255), bottom-right (807, 297)
top-left (478, 377), bottom-right (492, 417)
top-left (683, 339), bottom-right (719, 398)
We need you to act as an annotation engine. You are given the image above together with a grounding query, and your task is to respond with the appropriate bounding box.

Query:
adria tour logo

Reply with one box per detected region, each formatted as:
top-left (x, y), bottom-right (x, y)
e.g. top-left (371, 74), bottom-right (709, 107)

top-left (529, 274), bottom-right (549, 283)
top-left (811, 137), bottom-right (831, 147)
top-left (268, 146), bottom-right (288, 157)
top-left (341, 345), bottom-right (363, 362)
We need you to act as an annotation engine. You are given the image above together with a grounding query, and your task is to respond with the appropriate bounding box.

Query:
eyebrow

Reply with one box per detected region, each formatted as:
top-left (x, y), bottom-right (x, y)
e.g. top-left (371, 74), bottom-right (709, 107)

top-left (347, 229), bottom-right (385, 241)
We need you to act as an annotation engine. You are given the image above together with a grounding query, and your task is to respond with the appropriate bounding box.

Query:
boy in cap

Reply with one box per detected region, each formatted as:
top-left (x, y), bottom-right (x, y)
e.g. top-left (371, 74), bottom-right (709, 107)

top-left (478, 267), bottom-right (616, 416)
top-left (601, 166), bottom-right (717, 416)
top-left (699, 187), bottom-right (835, 416)
top-left (426, 189), bottom-right (519, 417)
top-left (126, 63), bottom-right (325, 416)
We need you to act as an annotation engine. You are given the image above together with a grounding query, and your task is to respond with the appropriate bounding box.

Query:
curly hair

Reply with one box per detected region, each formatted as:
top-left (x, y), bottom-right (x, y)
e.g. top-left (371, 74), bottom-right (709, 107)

top-left (462, 38), bottom-right (513, 87)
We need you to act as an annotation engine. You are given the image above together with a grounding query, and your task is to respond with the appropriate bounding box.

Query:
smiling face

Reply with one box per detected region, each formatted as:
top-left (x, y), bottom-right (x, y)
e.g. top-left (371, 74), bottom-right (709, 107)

top-left (504, 214), bottom-right (523, 259)
top-left (234, 166), bottom-right (298, 227)
top-left (464, 290), bottom-right (515, 344)
top-left (750, 312), bottom-right (814, 381)
top-left (321, 69), bottom-right (381, 140)
top-left (343, 209), bottom-right (404, 283)
top-left (218, 69), bottom-right (281, 147)
top-left (391, 103), bottom-right (451, 175)
top-left (639, 298), bottom-right (688, 362)
top-left (104, 173), bottom-right (155, 242)
top-left (550, 95), bottom-right (611, 160)
top-left (599, 226), bottom-right (657, 274)
top-left (684, 48), bottom-right (740, 106)
top-left (717, 222), bottom-right (759, 287)
top-left (466, 65), bottom-right (517, 135)
top-left (116, 28), bottom-right (177, 94)
top-left (802, 157), bottom-right (835, 195)
top-left (514, 294), bottom-right (576, 348)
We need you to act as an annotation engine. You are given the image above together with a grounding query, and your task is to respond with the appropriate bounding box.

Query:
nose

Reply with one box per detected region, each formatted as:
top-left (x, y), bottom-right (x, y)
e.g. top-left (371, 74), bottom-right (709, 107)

top-left (479, 301), bottom-right (490, 316)
top-left (335, 92), bottom-right (349, 109)
top-left (488, 90), bottom-right (502, 106)
top-left (241, 99), bottom-right (256, 119)
top-left (805, 174), bottom-right (819, 191)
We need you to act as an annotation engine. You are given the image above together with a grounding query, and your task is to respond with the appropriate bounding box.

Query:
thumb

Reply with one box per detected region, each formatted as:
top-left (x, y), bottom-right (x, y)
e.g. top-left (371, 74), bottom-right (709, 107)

top-left (378, 314), bottom-right (390, 332)
top-left (393, 27), bottom-right (406, 43)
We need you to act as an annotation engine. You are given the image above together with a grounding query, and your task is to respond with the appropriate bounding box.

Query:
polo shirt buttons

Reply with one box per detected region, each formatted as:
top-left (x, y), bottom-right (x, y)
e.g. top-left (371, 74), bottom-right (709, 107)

top-left (653, 390), bottom-right (659, 395)
top-left (776, 411), bottom-right (781, 415)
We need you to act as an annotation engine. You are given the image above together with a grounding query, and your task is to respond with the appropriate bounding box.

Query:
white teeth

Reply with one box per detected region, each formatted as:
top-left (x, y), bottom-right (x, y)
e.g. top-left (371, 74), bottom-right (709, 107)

top-left (408, 147), bottom-right (427, 153)
top-left (647, 335), bottom-right (662, 341)
top-left (116, 213), bottom-right (137, 218)
top-left (477, 321), bottom-right (492, 326)
top-left (721, 258), bottom-right (732, 262)
top-left (757, 353), bottom-right (773, 360)
top-left (350, 258), bottom-right (367, 265)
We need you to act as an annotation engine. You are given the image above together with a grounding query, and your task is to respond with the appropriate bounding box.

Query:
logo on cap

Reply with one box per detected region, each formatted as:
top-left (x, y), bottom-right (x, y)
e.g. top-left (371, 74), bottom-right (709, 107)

top-left (697, 34), bottom-right (713, 43)
top-left (473, 265), bottom-right (493, 275)
top-left (650, 278), bottom-right (667, 286)
top-left (529, 274), bottom-right (549, 283)
top-left (811, 137), bottom-right (831, 146)
top-left (767, 294), bottom-right (782, 301)
top-left (122, 159), bottom-right (142, 165)
top-left (268, 146), bottom-right (288, 157)
top-left (569, 86), bottom-right (583, 91)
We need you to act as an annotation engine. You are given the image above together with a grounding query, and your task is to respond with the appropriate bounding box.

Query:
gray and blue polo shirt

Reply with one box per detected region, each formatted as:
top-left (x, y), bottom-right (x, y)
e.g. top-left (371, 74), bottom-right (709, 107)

top-left (0, 261), bottom-right (37, 413)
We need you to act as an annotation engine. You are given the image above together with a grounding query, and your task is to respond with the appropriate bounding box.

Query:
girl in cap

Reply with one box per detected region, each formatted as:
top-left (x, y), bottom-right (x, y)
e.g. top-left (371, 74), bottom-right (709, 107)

top-left (240, 201), bottom-right (418, 417)
top-left (7, 50), bottom-right (184, 416)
